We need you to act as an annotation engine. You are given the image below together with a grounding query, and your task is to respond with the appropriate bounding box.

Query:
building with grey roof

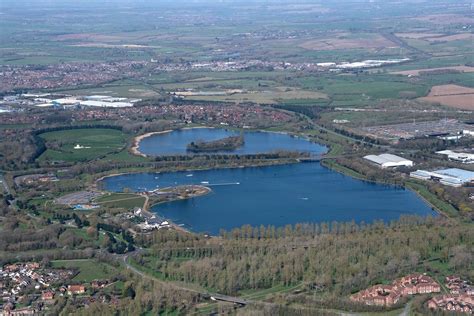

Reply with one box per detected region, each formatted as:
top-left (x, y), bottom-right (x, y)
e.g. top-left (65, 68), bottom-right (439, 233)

top-left (363, 153), bottom-right (413, 168)
top-left (410, 168), bottom-right (474, 187)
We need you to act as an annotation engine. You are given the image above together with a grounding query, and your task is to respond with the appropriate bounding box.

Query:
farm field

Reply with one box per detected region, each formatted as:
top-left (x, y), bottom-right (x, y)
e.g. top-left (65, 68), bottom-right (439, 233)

top-left (183, 87), bottom-right (328, 104)
top-left (390, 66), bottom-right (474, 76)
top-left (38, 128), bottom-right (128, 162)
top-left (59, 80), bottom-right (161, 99)
top-left (418, 84), bottom-right (474, 110)
top-left (299, 33), bottom-right (397, 51)
top-left (412, 13), bottom-right (474, 25)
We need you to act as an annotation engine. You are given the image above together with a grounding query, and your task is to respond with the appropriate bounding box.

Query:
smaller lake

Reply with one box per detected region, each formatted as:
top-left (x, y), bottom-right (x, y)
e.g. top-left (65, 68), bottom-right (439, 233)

top-left (138, 128), bottom-right (327, 156)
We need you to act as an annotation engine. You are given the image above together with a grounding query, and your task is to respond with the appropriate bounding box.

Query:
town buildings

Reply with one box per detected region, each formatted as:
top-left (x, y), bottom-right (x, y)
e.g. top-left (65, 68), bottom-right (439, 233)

top-left (0, 262), bottom-right (117, 315)
top-left (67, 285), bottom-right (86, 296)
top-left (350, 273), bottom-right (441, 306)
top-left (444, 275), bottom-right (474, 295)
top-left (0, 262), bottom-right (75, 315)
top-left (427, 294), bottom-right (473, 313)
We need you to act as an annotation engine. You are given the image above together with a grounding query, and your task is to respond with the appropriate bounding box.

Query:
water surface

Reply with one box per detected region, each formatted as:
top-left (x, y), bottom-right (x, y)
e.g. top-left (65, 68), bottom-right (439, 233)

top-left (100, 163), bottom-right (436, 234)
top-left (138, 128), bottom-right (326, 156)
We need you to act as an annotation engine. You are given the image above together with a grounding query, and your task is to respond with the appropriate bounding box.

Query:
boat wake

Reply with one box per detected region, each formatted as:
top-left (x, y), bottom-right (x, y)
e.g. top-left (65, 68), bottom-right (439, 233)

top-left (207, 182), bottom-right (240, 186)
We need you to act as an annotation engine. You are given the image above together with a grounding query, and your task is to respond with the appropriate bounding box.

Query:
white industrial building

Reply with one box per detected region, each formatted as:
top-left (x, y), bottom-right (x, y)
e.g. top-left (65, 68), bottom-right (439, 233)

top-left (52, 98), bottom-right (80, 106)
top-left (83, 95), bottom-right (112, 101)
top-left (436, 150), bottom-right (474, 164)
top-left (79, 100), bottom-right (133, 108)
top-left (410, 168), bottom-right (474, 187)
top-left (363, 153), bottom-right (414, 168)
top-left (27, 94), bottom-right (140, 108)
top-left (463, 130), bottom-right (474, 137)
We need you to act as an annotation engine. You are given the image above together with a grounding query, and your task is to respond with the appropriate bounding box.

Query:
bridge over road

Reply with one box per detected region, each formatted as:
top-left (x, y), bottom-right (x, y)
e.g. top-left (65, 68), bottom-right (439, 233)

top-left (210, 294), bottom-right (250, 305)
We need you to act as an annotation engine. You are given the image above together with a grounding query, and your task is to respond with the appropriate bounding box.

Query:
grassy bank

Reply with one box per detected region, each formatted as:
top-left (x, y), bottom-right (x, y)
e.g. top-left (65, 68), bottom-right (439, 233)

top-left (405, 181), bottom-right (458, 217)
top-left (321, 159), bottom-right (367, 181)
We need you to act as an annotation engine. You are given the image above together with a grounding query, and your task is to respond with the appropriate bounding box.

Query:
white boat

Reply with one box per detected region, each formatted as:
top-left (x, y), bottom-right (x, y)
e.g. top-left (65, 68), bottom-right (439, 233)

top-left (201, 181), bottom-right (209, 184)
top-left (186, 174), bottom-right (194, 177)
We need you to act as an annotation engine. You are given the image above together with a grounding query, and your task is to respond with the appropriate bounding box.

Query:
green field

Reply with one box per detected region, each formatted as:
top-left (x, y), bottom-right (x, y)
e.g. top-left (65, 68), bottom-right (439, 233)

top-left (95, 193), bottom-right (145, 209)
top-left (38, 128), bottom-right (128, 162)
top-left (50, 259), bottom-right (119, 282)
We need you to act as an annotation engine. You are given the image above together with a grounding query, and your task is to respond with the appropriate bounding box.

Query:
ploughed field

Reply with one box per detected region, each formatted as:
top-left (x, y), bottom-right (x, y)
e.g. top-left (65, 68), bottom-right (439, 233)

top-left (419, 84), bottom-right (474, 110)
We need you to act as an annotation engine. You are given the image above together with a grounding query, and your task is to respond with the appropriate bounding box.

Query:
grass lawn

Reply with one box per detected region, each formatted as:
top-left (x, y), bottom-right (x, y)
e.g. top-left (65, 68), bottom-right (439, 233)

top-left (50, 259), bottom-right (119, 282)
top-left (95, 193), bottom-right (145, 209)
top-left (38, 128), bottom-right (128, 162)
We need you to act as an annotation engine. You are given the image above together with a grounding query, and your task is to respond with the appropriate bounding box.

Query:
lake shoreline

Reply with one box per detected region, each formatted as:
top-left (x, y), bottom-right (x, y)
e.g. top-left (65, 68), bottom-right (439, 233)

top-left (130, 126), bottom-right (325, 157)
top-left (111, 127), bottom-right (444, 235)
top-left (100, 163), bottom-right (436, 235)
top-left (130, 130), bottom-right (174, 157)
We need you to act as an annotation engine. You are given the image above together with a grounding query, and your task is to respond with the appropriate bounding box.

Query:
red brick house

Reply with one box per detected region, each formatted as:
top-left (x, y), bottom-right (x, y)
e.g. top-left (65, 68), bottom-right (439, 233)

top-left (67, 285), bottom-right (86, 295)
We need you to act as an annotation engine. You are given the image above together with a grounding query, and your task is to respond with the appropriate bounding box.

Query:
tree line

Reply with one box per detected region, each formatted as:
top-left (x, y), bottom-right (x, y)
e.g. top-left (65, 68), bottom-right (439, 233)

top-left (133, 216), bottom-right (473, 296)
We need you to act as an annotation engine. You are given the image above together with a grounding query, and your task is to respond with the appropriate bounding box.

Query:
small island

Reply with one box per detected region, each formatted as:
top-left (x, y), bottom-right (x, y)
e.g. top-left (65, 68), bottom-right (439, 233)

top-left (187, 135), bottom-right (244, 152)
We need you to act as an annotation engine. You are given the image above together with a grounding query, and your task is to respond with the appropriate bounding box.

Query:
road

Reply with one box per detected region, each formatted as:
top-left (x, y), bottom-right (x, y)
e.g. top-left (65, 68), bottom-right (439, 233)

top-left (399, 302), bottom-right (412, 316)
top-left (0, 173), bottom-right (11, 195)
top-left (118, 250), bottom-right (251, 305)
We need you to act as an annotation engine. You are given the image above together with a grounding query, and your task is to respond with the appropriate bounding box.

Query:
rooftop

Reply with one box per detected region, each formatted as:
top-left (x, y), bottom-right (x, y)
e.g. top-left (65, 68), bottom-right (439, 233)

top-left (364, 153), bottom-right (412, 165)
top-left (435, 168), bottom-right (474, 182)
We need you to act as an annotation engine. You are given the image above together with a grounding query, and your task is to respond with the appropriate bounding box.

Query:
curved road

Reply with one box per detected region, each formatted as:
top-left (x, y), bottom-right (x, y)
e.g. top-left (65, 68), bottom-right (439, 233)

top-left (119, 250), bottom-right (250, 305)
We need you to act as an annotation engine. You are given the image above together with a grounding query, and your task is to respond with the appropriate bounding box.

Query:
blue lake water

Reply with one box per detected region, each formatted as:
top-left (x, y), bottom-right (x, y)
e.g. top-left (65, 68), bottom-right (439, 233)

top-left (100, 163), bottom-right (436, 234)
top-left (138, 128), bottom-right (327, 156)
top-left (101, 128), bottom-right (436, 234)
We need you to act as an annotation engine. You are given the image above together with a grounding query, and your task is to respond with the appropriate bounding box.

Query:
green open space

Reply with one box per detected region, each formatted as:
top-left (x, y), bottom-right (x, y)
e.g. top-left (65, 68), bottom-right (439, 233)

top-left (50, 259), bottom-right (119, 282)
top-left (95, 193), bottom-right (145, 209)
top-left (38, 128), bottom-right (128, 162)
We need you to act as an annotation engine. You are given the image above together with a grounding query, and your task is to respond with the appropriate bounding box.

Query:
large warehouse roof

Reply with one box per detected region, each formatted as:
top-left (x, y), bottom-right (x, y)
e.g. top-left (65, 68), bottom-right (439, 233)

top-left (378, 153), bottom-right (409, 163)
top-left (410, 168), bottom-right (474, 187)
top-left (79, 100), bottom-right (133, 108)
top-left (435, 168), bottom-right (474, 182)
top-left (363, 153), bottom-right (413, 168)
top-left (363, 155), bottom-right (388, 165)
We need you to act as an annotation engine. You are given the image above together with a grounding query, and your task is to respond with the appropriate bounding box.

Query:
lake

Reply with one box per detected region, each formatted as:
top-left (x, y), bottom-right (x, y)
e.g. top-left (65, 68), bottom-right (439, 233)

top-left (138, 128), bottom-right (326, 156)
top-left (100, 163), bottom-right (436, 234)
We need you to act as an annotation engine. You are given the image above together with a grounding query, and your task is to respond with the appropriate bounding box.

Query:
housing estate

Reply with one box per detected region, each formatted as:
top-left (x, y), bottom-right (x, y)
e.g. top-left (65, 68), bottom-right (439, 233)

top-left (350, 273), bottom-right (440, 306)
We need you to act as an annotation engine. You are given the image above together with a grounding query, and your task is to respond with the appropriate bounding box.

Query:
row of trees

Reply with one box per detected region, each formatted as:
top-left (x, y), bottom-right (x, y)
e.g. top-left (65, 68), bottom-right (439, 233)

top-left (133, 217), bottom-right (473, 296)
